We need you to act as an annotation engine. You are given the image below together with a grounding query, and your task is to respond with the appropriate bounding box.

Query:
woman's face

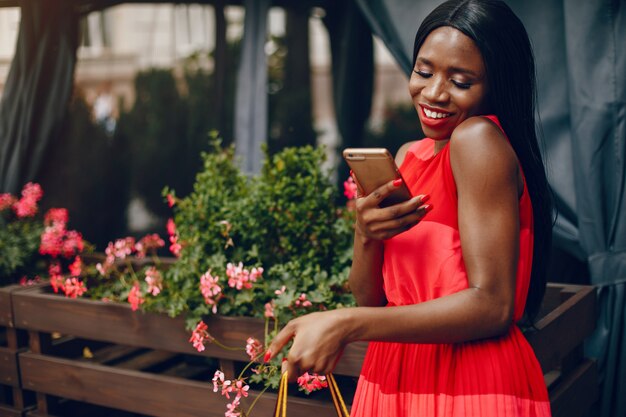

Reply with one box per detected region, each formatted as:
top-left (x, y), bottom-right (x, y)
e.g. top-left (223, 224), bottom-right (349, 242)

top-left (409, 26), bottom-right (489, 141)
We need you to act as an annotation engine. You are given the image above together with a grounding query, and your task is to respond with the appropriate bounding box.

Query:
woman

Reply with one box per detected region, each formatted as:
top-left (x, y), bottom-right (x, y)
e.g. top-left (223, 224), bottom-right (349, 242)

top-left (267, 0), bottom-right (553, 415)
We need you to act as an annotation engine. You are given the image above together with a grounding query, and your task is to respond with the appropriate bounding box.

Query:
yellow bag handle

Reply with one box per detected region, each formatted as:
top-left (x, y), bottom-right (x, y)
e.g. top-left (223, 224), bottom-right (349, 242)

top-left (274, 372), bottom-right (349, 417)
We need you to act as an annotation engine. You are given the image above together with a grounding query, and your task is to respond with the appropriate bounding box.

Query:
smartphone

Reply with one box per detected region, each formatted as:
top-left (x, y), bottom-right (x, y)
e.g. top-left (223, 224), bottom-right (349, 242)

top-left (343, 148), bottom-right (412, 207)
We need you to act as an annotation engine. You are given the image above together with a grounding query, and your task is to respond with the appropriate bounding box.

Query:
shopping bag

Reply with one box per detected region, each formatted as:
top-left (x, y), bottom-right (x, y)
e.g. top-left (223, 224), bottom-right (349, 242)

top-left (274, 372), bottom-right (349, 417)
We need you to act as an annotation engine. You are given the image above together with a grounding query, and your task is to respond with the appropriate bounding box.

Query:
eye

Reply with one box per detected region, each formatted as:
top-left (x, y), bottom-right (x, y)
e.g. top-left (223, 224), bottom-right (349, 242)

top-left (413, 69), bottom-right (432, 78)
top-left (452, 80), bottom-right (472, 89)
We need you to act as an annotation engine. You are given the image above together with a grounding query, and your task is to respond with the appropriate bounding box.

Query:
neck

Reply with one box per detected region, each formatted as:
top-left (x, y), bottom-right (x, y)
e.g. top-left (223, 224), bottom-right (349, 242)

top-left (433, 139), bottom-right (450, 156)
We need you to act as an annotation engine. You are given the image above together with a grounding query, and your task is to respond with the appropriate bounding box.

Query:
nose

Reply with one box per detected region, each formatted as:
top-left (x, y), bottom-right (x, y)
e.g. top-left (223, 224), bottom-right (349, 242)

top-left (421, 76), bottom-right (449, 103)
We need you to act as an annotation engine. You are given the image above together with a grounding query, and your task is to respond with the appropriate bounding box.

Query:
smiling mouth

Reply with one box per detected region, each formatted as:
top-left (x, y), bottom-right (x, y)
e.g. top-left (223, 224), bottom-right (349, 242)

top-left (422, 106), bottom-right (452, 119)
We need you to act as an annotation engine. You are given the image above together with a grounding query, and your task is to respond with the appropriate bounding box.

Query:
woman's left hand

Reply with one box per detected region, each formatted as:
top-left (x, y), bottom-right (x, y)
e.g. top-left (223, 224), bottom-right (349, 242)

top-left (265, 309), bottom-right (350, 381)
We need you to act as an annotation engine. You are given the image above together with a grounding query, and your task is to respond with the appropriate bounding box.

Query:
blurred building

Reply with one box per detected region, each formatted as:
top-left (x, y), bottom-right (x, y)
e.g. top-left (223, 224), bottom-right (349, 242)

top-left (0, 4), bottom-right (411, 141)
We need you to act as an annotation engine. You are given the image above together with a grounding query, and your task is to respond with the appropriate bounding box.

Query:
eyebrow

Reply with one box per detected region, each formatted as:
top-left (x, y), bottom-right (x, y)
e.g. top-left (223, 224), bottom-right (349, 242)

top-left (415, 57), bottom-right (480, 78)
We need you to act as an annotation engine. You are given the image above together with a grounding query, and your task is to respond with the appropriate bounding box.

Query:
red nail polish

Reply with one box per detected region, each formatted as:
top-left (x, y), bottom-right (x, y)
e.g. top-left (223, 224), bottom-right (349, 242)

top-left (282, 358), bottom-right (288, 363)
top-left (424, 204), bottom-right (433, 212)
top-left (264, 351), bottom-right (272, 363)
top-left (421, 194), bottom-right (430, 203)
top-left (393, 178), bottom-right (403, 187)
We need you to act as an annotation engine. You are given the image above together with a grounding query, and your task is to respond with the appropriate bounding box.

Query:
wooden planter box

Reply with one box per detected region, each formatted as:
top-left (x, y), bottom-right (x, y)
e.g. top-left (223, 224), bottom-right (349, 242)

top-left (0, 284), bottom-right (35, 417)
top-left (9, 283), bottom-right (596, 417)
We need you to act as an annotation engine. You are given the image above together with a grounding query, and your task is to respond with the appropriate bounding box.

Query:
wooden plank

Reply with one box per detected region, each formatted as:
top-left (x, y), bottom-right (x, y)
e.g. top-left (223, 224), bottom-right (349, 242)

top-left (19, 353), bottom-right (341, 417)
top-left (0, 285), bottom-right (21, 328)
top-left (11, 285), bottom-right (367, 376)
top-left (525, 285), bottom-right (596, 373)
top-left (0, 348), bottom-right (19, 387)
top-left (0, 404), bottom-right (23, 417)
top-left (114, 350), bottom-right (177, 371)
top-left (549, 359), bottom-right (598, 417)
top-left (12, 286), bottom-right (263, 362)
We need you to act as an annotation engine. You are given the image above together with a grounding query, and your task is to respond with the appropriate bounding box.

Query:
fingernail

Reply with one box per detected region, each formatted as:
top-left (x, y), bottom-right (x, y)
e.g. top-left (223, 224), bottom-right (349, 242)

top-left (282, 358), bottom-right (288, 363)
top-left (423, 204), bottom-right (433, 213)
top-left (421, 194), bottom-right (430, 203)
top-left (264, 350), bottom-right (272, 363)
top-left (349, 170), bottom-right (354, 176)
top-left (393, 178), bottom-right (403, 187)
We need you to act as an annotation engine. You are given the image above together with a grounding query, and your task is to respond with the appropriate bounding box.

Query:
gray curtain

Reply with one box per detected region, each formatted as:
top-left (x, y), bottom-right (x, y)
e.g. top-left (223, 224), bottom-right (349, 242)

top-left (0, 0), bottom-right (79, 194)
top-left (354, 0), bottom-right (626, 416)
top-left (323, 1), bottom-right (374, 184)
top-left (234, 0), bottom-right (270, 175)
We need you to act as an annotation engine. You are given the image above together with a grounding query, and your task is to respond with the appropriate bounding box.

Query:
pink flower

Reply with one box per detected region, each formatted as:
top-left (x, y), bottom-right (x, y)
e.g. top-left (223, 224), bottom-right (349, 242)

top-left (226, 262), bottom-right (263, 290)
top-left (50, 274), bottom-right (65, 293)
top-left (167, 218), bottom-right (177, 235)
top-left (189, 321), bottom-right (213, 352)
top-left (49, 262), bottom-right (64, 293)
top-left (13, 182), bottom-right (43, 218)
top-left (297, 372), bottom-right (328, 393)
top-left (0, 193), bottom-right (16, 211)
top-left (13, 197), bottom-right (38, 217)
top-left (245, 337), bottom-right (264, 361)
top-left (128, 282), bottom-right (144, 311)
top-left (135, 234), bottom-right (165, 258)
top-left (264, 302), bottom-right (275, 318)
top-left (144, 266), bottom-right (163, 296)
top-left (39, 223), bottom-right (65, 257)
top-left (343, 176), bottom-right (358, 200)
top-left (63, 277), bottom-right (87, 298)
top-left (61, 230), bottom-right (84, 258)
top-left (221, 379), bottom-right (249, 400)
top-left (274, 285), bottom-right (286, 295)
top-left (19, 275), bottom-right (40, 286)
top-left (295, 293), bottom-right (312, 308)
top-left (44, 208), bottom-right (68, 226)
top-left (212, 370), bottom-right (225, 392)
top-left (225, 398), bottom-right (241, 417)
top-left (167, 194), bottom-right (176, 208)
top-left (200, 270), bottom-right (222, 313)
top-left (112, 237), bottom-right (135, 259)
top-left (169, 237), bottom-right (182, 257)
top-left (69, 256), bottom-right (82, 277)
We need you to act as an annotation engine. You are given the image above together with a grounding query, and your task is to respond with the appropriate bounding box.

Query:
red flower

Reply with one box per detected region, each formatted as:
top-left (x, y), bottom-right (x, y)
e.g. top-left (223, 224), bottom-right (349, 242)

top-left (166, 194), bottom-right (176, 208)
top-left (189, 321), bottom-right (213, 352)
top-left (63, 277), bottom-right (87, 298)
top-left (297, 372), bottom-right (328, 393)
top-left (343, 176), bottom-right (358, 200)
top-left (44, 208), bottom-right (68, 226)
top-left (144, 266), bottom-right (163, 296)
top-left (245, 337), bottom-right (264, 361)
top-left (135, 234), bottom-right (165, 258)
top-left (200, 269), bottom-right (222, 313)
top-left (13, 182), bottom-right (43, 218)
top-left (127, 282), bottom-right (144, 311)
top-left (0, 193), bottom-right (16, 211)
top-left (69, 256), bottom-right (82, 277)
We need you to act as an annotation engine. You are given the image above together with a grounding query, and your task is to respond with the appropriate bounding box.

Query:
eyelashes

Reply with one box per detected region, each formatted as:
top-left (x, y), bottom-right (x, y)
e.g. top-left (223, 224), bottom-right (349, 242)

top-left (413, 69), bottom-right (473, 90)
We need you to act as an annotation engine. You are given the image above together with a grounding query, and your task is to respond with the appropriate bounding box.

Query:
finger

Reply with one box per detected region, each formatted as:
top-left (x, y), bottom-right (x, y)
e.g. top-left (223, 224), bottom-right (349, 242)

top-left (378, 194), bottom-right (431, 220)
top-left (360, 178), bottom-right (405, 208)
top-left (266, 323), bottom-right (296, 362)
top-left (369, 206), bottom-right (432, 237)
top-left (284, 359), bottom-right (300, 383)
top-left (350, 170), bottom-right (365, 198)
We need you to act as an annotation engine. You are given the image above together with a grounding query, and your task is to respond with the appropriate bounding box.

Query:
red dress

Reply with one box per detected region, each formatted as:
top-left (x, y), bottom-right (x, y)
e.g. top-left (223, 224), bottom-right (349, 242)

top-left (350, 116), bottom-right (551, 416)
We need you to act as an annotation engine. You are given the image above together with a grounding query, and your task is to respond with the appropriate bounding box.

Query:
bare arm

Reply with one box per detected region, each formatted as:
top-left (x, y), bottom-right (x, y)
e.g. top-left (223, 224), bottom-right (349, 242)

top-left (268, 118), bottom-right (522, 378)
top-left (348, 141), bottom-right (427, 307)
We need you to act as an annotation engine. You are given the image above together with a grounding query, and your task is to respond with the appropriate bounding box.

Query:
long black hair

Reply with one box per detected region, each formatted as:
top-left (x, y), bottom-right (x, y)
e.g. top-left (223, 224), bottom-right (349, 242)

top-left (413, 0), bottom-right (553, 322)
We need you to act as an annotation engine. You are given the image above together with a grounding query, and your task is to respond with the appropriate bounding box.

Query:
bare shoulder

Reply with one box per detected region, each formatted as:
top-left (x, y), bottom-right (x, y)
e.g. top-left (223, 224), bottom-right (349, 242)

top-left (449, 117), bottom-right (520, 193)
top-left (395, 140), bottom-right (418, 166)
top-left (450, 117), bottom-right (518, 174)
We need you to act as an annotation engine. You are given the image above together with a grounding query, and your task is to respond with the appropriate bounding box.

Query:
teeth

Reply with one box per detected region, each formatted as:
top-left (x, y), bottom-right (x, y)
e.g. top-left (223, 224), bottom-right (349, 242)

top-left (423, 107), bottom-right (451, 119)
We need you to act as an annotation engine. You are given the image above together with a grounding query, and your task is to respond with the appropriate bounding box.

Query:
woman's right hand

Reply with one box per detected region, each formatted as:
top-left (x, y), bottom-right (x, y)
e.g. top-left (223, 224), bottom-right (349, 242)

top-left (355, 179), bottom-right (431, 243)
